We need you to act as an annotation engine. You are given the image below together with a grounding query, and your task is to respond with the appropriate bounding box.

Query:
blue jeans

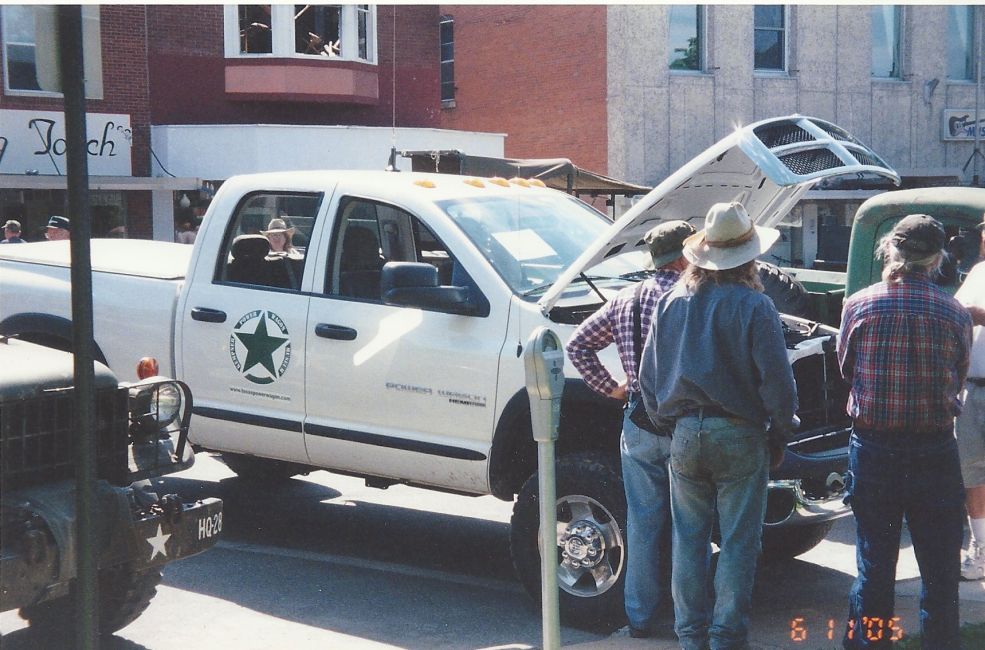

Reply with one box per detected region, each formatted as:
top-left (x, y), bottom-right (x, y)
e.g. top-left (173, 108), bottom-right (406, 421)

top-left (621, 395), bottom-right (672, 631)
top-left (843, 430), bottom-right (965, 650)
top-left (669, 414), bottom-right (769, 650)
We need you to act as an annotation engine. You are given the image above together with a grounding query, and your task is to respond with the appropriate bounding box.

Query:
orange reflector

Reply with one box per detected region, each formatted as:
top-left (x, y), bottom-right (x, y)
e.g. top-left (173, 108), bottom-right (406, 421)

top-left (413, 180), bottom-right (436, 188)
top-left (528, 178), bottom-right (547, 187)
top-left (463, 178), bottom-right (485, 188)
top-left (488, 177), bottom-right (510, 187)
top-left (510, 177), bottom-right (531, 187)
top-left (137, 357), bottom-right (159, 379)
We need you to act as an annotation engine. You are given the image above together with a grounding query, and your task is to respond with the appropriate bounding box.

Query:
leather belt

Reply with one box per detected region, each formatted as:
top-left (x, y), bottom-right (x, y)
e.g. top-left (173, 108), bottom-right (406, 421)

top-left (680, 405), bottom-right (732, 419)
top-left (968, 377), bottom-right (985, 387)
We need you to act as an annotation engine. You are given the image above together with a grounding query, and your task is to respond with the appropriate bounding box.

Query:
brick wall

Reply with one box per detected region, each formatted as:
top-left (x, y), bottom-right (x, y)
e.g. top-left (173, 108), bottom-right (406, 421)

top-left (146, 5), bottom-right (441, 128)
top-left (438, 5), bottom-right (608, 173)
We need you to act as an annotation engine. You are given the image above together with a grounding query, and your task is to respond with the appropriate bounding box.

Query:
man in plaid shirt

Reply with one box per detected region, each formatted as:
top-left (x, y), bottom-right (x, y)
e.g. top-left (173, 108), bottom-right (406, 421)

top-left (566, 219), bottom-right (694, 639)
top-left (838, 214), bottom-right (973, 649)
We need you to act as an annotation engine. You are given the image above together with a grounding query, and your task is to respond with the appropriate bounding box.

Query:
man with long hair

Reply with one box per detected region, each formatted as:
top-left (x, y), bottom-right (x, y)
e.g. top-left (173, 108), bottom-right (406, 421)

top-left (838, 214), bottom-right (972, 649)
top-left (639, 202), bottom-right (797, 650)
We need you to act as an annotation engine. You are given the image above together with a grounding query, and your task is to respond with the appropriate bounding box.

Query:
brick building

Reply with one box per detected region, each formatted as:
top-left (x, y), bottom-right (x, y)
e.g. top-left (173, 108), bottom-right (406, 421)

top-left (438, 4), bottom-right (984, 267)
top-left (1, 5), bottom-right (503, 241)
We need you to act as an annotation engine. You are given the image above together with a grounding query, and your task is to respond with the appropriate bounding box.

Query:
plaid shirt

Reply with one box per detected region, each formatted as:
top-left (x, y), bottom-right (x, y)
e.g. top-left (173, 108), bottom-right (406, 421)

top-left (566, 270), bottom-right (680, 397)
top-left (837, 274), bottom-right (973, 432)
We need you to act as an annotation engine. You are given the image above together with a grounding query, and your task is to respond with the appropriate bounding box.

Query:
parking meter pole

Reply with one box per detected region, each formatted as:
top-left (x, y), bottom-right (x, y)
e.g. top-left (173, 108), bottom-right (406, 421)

top-left (523, 327), bottom-right (565, 650)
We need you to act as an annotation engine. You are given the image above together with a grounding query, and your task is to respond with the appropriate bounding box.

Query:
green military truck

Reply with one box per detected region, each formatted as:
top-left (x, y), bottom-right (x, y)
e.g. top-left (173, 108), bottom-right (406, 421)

top-left (786, 186), bottom-right (985, 323)
top-left (1, 337), bottom-right (223, 635)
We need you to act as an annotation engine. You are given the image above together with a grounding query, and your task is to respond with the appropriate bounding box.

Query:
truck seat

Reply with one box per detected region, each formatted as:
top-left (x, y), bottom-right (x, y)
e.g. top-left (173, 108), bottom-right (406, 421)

top-left (339, 227), bottom-right (383, 300)
top-left (227, 234), bottom-right (272, 285)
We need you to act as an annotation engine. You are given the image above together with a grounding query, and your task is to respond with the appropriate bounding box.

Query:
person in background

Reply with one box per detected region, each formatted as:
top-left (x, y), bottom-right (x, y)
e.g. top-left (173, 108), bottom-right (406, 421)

top-left (639, 202), bottom-right (797, 650)
top-left (566, 220), bottom-right (696, 639)
top-left (957, 216), bottom-right (985, 581)
top-left (837, 214), bottom-right (972, 649)
top-left (2, 219), bottom-right (25, 243)
top-left (45, 215), bottom-right (71, 241)
top-left (176, 220), bottom-right (197, 245)
top-left (262, 218), bottom-right (302, 259)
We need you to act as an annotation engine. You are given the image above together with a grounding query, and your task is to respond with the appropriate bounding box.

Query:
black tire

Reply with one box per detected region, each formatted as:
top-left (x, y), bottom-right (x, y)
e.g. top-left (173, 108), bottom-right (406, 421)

top-left (761, 520), bottom-right (835, 562)
top-left (757, 261), bottom-right (813, 319)
top-left (21, 565), bottom-right (162, 635)
top-left (510, 451), bottom-right (628, 631)
top-left (221, 453), bottom-right (307, 483)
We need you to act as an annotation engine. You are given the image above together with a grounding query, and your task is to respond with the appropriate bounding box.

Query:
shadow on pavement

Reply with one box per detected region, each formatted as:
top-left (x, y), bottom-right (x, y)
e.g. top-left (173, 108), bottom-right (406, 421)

top-left (1, 627), bottom-right (151, 650)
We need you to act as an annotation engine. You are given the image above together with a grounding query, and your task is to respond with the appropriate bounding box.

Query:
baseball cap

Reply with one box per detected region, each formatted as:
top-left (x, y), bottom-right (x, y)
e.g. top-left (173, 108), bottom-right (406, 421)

top-left (890, 214), bottom-right (945, 258)
top-left (47, 215), bottom-right (70, 230)
top-left (3, 219), bottom-right (21, 231)
top-left (643, 220), bottom-right (696, 267)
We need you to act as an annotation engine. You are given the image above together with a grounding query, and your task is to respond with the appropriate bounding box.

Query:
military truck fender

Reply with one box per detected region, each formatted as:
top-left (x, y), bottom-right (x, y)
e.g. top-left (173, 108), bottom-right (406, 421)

top-left (0, 312), bottom-right (108, 365)
top-left (488, 380), bottom-right (622, 500)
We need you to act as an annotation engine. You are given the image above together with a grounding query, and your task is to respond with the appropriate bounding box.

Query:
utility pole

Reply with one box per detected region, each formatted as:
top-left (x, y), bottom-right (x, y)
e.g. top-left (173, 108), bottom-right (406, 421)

top-left (57, 5), bottom-right (100, 647)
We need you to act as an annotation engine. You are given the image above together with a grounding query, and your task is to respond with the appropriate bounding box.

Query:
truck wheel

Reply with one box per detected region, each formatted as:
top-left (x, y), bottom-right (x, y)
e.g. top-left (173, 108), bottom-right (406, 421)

top-left (510, 451), bottom-right (627, 630)
top-left (20, 565), bottom-right (162, 635)
top-left (757, 261), bottom-right (813, 319)
top-left (221, 453), bottom-right (307, 483)
top-left (761, 520), bottom-right (835, 562)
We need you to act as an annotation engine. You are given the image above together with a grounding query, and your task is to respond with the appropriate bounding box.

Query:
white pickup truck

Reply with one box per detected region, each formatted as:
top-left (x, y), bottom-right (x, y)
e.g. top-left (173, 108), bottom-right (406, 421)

top-left (0, 115), bottom-right (901, 628)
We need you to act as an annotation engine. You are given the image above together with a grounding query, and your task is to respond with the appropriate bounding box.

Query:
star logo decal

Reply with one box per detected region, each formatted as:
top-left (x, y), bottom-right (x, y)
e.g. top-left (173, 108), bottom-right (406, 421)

top-left (229, 310), bottom-right (292, 384)
top-left (147, 524), bottom-right (171, 560)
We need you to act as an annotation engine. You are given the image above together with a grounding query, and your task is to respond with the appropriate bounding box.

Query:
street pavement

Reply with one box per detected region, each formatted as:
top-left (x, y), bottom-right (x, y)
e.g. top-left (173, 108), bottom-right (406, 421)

top-left (2, 453), bottom-right (984, 649)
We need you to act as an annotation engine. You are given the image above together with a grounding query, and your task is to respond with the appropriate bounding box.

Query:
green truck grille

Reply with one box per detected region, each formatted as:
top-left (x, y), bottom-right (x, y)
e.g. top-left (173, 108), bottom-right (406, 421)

top-left (1, 387), bottom-right (129, 491)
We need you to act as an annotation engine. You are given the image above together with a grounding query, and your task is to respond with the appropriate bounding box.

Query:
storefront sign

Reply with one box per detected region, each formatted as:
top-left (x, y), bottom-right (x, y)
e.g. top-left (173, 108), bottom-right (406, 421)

top-left (0, 109), bottom-right (132, 176)
top-left (943, 109), bottom-right (985, 141)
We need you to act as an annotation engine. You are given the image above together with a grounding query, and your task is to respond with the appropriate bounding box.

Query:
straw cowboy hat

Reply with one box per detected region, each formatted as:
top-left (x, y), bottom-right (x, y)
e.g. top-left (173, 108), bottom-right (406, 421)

top-left (683, 202), bottom-right (780, 271)
top-left (261, 218), bottom-right (295, 236)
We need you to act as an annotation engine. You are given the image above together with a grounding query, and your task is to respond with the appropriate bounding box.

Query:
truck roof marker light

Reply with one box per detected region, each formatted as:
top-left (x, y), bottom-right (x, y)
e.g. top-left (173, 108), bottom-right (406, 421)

top-left (413, 180), bottom-right (437, 188)
top-left (510, 178), bottom-right (531, 187)
top-left (528, 178), bottom-right (547, 188)
top-left (488, 177), bottom-right (510, 187)
top-left (137, 357), bottom-right (159, 380)
top-left (463, 178), bottom-right (486, 188)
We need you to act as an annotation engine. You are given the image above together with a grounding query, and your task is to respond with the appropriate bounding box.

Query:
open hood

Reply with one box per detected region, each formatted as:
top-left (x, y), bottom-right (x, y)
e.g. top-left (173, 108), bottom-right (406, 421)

top-left (538, 115), bottom-right (900, 314)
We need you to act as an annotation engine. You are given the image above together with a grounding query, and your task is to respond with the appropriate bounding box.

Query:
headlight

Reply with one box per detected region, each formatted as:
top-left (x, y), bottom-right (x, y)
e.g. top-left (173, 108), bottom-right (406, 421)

top-left (129, 380), bottom-right (183, 434)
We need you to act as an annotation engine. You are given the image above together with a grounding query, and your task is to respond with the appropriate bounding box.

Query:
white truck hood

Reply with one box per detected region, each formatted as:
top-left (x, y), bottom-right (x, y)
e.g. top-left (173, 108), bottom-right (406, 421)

top-left (538, 115), bottom-right (900, 314)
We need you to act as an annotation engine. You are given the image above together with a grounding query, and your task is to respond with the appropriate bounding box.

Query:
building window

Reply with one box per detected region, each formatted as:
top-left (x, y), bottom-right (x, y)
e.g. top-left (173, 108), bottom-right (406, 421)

top-left (440, 15), bottom-right (454, 105)
top-left (669, 5), bottom-right (704, 71)
top-left (754, 5), bottom-right (785, 71)
top-left (871, 5), bottom-right (902, 79)
top-left (2, 5), bottom-right (103, 97)
top-left (946, 5), bottom-right (976, 80)
top-left (228, 4), bottom-right (376, 63)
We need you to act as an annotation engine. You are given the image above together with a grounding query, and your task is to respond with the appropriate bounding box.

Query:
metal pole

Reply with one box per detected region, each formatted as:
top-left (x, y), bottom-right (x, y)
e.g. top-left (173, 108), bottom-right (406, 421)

top-left (973, 6), bottom-right (982, 186)
top-left (537, 439), bottom-right (561, 650)
top-left (59, 5), bottom-right (99, 647)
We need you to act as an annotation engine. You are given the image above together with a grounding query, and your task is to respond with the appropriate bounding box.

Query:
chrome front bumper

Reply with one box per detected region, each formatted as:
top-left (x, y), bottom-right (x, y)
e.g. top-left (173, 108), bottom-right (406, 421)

top-left (763, 478), bottom-right (851, 528)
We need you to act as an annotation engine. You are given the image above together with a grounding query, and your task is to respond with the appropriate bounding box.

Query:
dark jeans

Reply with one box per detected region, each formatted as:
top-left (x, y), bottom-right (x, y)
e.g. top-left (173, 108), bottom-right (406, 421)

top-left (843, 428), bottom-right (965, 649)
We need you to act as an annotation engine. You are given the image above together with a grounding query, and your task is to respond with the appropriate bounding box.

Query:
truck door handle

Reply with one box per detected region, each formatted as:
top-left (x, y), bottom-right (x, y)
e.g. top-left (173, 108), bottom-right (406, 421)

top-left (315, 323), bottom-right (357, 340)
top-left (190, 307), bottom-right (227, 323)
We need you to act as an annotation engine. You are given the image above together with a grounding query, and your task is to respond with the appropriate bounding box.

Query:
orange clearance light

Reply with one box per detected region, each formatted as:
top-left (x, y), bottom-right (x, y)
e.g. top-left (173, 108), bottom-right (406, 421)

top-left (528, 178), bottom-right (547, 187)
top-left (137, 357), bottom-right (159, 380)
top-left (413, 180), bottom-right (436, 188)
top-left (463, 178), bottom-right (486, 188)
top-left (488, 177), bottom-right (510, 187)
top-left (510, 177), bottom-right (531, 187)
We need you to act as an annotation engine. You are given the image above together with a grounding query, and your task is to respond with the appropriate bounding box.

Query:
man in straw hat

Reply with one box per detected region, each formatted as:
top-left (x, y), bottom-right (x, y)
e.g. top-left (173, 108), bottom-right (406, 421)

top-left (261, 217), bottom-right (301, 259)
top-left (639, 202), bottom-right (797, 650)
top-left (837, 214), bottom-right (972, 648)
top-left (566, 220), bottom-right (695, 639)
top-left (954, 214), bottom-right (985, 582)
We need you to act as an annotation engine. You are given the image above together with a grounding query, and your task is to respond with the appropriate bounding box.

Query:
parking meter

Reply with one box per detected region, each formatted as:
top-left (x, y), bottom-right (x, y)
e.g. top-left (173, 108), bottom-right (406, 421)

top-left (523, 327), bottom-right (564, 650)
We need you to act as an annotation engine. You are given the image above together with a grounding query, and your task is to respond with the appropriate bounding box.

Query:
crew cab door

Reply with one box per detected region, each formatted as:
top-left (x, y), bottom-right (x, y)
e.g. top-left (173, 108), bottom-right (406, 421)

top-left (303, 195), bottom-right (510, 493)
top-left (178, 191), bottom-right (324, 462)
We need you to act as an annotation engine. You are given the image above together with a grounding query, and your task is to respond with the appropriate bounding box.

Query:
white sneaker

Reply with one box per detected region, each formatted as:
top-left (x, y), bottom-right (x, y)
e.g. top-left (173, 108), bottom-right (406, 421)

top-left (961, 541), bottom-right (985, 580)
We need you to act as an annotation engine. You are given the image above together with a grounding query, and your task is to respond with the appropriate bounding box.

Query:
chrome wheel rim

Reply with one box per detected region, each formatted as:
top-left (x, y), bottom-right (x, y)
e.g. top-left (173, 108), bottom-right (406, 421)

top-left (553, 494), bottom-right (624, 598)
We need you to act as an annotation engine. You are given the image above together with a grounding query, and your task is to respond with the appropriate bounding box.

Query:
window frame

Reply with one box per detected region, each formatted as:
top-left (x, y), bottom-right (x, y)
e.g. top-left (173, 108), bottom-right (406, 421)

top-left (871, 5), bottom-right (904, 80)
top-left (668, 5), bottom-right (706, 74)
top-left (946, 5), bottom-right (977, 82)
top-left (439, 14), bottom-right (455, 106)
top-left (224, 4), bottom-right (378, 64)
top-left (753, 5), bottom-right (787, 73)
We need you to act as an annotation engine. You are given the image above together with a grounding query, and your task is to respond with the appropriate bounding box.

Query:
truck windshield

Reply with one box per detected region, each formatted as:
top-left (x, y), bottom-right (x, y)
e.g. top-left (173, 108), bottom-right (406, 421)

top-left (438, 193), bottom-right (645, 298)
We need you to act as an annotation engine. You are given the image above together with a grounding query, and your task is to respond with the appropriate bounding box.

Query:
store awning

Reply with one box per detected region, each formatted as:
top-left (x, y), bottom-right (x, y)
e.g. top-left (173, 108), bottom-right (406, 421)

top-left (0, 174), bottom-right (202, 191)
top-left (400, 150), bottom-right (652, 196)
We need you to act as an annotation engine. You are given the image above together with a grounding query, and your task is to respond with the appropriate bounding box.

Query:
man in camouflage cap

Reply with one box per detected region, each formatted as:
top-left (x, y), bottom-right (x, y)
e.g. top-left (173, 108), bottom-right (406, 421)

top-left (566, 219), bottom-right (695, 638)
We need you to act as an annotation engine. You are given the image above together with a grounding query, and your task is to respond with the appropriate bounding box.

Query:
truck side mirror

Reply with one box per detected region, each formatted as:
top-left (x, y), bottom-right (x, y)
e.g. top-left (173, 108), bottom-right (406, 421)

top-left (381, 261), bottom-right (481, 316)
